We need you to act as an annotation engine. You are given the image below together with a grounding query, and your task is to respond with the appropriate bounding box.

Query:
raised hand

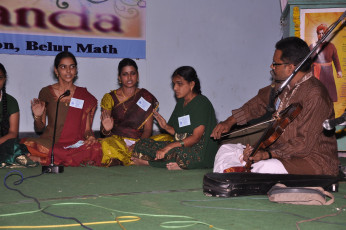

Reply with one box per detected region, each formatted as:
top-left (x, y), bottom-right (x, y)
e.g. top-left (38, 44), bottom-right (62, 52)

top-left (31, 98), bottom-right (45, 117)
top-left (153, 110), bottom-right (167, 130)
top-left (101, 110), bottom-right (114, 132)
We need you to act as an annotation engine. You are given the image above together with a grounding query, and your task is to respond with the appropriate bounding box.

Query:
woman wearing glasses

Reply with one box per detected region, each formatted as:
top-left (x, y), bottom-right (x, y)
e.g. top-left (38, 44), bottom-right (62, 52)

top-left (22, 51), bottom-right (102, 167)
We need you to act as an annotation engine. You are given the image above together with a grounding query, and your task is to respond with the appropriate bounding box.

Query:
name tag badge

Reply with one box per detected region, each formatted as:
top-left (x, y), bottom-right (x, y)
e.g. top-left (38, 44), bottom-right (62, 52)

top-left (137, 97), bottom-right (151, 111)
top-left (178, 115), bottom-right (191, 128)
top-left (69, 98), bottom-right (84, 109)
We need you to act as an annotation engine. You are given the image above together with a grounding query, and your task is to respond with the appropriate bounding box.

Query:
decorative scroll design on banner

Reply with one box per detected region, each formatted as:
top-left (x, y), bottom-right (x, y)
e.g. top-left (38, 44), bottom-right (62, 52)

top-left (114, 0), bottom-right (146, 19)
top-left (56, 0), bottom-right (110, 9)
top-left (292, 6), bottom-right (300, 37)
top-left (56, 0), bottom-right (146, 19)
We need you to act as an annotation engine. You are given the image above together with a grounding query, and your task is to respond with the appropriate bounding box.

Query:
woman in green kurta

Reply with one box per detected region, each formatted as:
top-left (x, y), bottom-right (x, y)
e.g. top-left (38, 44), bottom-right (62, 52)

top-left (132, 66), bottom-right (217, 170)
top-left (0, 63), bottom-right (35, 168)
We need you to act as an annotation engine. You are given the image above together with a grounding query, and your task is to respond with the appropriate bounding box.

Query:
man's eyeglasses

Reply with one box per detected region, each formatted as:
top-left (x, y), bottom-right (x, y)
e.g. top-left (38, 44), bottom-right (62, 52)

top-left (271, 61), bottom-right (289, 67)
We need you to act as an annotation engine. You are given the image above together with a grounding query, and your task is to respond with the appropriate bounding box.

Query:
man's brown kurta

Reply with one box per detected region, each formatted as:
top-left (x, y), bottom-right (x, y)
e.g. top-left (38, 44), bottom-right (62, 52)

top-left (232, 73), bottom-right (339, 176)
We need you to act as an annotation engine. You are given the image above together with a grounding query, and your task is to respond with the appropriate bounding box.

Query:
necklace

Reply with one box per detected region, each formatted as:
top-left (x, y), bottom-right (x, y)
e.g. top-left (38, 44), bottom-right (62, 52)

top-left (119, 88), bottom-right (137, 113)
top-left (276, 72), bottom-right (313, 115)
top-left (120, 88), bottom-right (136, 99)
top-left (53, 85), bottom-right (73, 106)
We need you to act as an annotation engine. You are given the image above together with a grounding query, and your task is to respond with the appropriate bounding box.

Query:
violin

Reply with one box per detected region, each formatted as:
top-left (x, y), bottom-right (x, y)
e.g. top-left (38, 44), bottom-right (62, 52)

top-left (244, 103), bottom-right (303, 172)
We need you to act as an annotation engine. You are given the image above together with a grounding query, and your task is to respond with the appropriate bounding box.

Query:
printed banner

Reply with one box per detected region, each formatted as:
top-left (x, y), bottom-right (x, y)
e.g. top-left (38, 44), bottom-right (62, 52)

top-left (0, 0), bottom-right (146, 58)
top-left (300, 8), bottom-right (346, 150)
top-left (300, 8), bottom-right (345, 118)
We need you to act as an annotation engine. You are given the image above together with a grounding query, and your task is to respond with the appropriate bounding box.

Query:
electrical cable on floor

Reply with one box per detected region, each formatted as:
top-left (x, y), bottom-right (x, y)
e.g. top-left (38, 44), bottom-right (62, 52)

top-left (0, 201), bottom-right (224, 229)
top-left (0, 216), bottom-right (141, 229)
top-left (3, 170), bottom-right (92, 230)
top-left (180, 198), bottom-right (346, 228)
top-left (296, 201), bottom-right (346, 230)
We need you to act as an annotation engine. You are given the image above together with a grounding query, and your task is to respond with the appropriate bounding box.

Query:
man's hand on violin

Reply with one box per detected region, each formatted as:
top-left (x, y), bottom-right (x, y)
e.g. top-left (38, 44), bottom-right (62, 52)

top-left (243, 144), bottom-right (270, 163)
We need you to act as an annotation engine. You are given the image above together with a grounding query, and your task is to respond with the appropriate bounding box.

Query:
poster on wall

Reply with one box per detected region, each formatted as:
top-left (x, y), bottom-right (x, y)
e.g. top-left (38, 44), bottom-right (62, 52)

top-left (300, 8), bottom-right (345, 118)
top-left (0, 0), bottom-right (146, 58)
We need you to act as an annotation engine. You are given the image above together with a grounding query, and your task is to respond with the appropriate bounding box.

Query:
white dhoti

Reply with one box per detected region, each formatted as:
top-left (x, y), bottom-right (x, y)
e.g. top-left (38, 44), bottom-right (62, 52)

top-left (213, 143), bottom-right (288, 174)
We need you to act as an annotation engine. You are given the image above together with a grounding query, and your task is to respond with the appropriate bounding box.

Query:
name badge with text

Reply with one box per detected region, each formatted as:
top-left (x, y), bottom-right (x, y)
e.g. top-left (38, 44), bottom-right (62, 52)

top-left (69, 98), bottom-right (84, 109)
top-left (137, 97), bottom-right (151, 111)
top-left (178, 115), bottom-right (191, 128)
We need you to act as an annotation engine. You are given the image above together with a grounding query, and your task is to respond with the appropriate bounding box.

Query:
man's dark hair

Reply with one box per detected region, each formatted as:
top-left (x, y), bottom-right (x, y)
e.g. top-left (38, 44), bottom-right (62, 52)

top-left (275, 37), bottom-right (312, 72)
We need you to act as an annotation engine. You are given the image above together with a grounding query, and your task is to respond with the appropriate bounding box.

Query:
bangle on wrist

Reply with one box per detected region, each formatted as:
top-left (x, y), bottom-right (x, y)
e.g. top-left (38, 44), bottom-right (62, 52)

top-left (102, 128), bottom-right (111, 136)
top-left (85, 135), bottom-right (95, 140)
top-left (34, 115), bottom-right (42, 120)
top-left (84, 130), bottom-right (94, 140)
top-left (179, 140), bottom-right (184, 147)
top-left (267, 149), bottom-right (272, 159)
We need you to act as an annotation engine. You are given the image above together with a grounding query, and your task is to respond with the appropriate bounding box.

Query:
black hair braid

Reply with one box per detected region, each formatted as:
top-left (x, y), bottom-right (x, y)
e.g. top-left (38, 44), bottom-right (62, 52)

top-left (1, 86), bottom-right (9, 136)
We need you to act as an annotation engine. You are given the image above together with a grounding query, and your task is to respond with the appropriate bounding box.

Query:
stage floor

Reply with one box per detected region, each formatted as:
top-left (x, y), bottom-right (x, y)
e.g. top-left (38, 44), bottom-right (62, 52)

top-left (1, 160), bottom-right (345, 230)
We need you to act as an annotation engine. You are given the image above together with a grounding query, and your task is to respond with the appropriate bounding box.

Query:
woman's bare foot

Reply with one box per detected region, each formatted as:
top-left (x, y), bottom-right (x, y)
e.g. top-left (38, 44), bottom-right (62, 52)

top-left (27, 155), bottom-right (41, 163)
top-left (131, 157), bottom-right (149, 166)
top-left (166, 162), bottom-right (182, 170)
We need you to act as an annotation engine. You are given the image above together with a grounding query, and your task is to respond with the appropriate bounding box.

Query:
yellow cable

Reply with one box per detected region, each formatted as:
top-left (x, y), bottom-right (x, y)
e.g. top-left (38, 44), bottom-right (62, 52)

top-left (0, 215), bottom-right (141, 229)
top-left (116, 216), bottom-right (141, 230)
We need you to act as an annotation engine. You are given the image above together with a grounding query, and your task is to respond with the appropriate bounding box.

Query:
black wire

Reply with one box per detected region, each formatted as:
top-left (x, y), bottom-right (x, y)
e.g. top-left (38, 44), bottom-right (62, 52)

top-left (3, 170), bottom-right (92, 230)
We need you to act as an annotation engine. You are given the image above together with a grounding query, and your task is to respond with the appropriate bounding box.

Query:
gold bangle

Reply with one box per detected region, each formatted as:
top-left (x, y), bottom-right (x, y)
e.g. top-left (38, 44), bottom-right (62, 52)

top-left (84, 131), bottom-right (94, 140)
top-left (85, 135), bottom-right (95, 140)
top-left (102, 128), bottom-right (112, 136)
top-left (34, 115), bottom-right (42, 120)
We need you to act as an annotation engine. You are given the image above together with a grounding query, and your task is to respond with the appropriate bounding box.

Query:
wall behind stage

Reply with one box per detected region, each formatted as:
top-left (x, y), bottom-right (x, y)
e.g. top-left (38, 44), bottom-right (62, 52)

top-left (0, 0), bottom-right (282, 132)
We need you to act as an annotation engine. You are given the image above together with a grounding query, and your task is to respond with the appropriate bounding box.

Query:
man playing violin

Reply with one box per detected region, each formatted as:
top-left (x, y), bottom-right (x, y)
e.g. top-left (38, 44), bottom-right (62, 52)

top-left (211, 37), bottom-right (339, 176)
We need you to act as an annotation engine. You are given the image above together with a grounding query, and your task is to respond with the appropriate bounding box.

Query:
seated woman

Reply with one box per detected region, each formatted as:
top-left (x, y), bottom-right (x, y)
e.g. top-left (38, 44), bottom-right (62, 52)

top-left (22, 52), bottom-right (102, 166)
top-left (100, 58), bottom-right (168, 166)
top-left (0, 63), bottom-right (34, 167)
top-left (131, 66), bottom-right (218, 170)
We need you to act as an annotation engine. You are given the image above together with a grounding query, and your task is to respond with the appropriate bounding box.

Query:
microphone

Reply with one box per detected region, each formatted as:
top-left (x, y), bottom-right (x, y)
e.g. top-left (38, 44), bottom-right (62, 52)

top-left (42, 90), bottom-right (70, 173)
top-left (323, 110), bottom-right (346, 130)
top-left (62, 90), bottom-right (70, 97)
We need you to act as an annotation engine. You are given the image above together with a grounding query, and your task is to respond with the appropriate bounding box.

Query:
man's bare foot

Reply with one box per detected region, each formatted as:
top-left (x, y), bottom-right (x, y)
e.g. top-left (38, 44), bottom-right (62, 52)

top-left (166, 162), bottom-right (182, 170)
top-left (131, 157), bottom-right (149, 166)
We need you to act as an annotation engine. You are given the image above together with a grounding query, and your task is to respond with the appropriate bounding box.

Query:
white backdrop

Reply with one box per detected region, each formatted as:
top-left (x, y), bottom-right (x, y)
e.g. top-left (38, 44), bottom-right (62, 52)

top-left (0, 0), bottom-right (283, 132)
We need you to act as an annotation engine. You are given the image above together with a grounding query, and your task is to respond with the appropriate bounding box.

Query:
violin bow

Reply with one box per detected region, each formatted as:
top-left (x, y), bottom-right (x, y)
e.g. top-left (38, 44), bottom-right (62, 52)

top-left (220, 118), bottom-right (275, 138)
